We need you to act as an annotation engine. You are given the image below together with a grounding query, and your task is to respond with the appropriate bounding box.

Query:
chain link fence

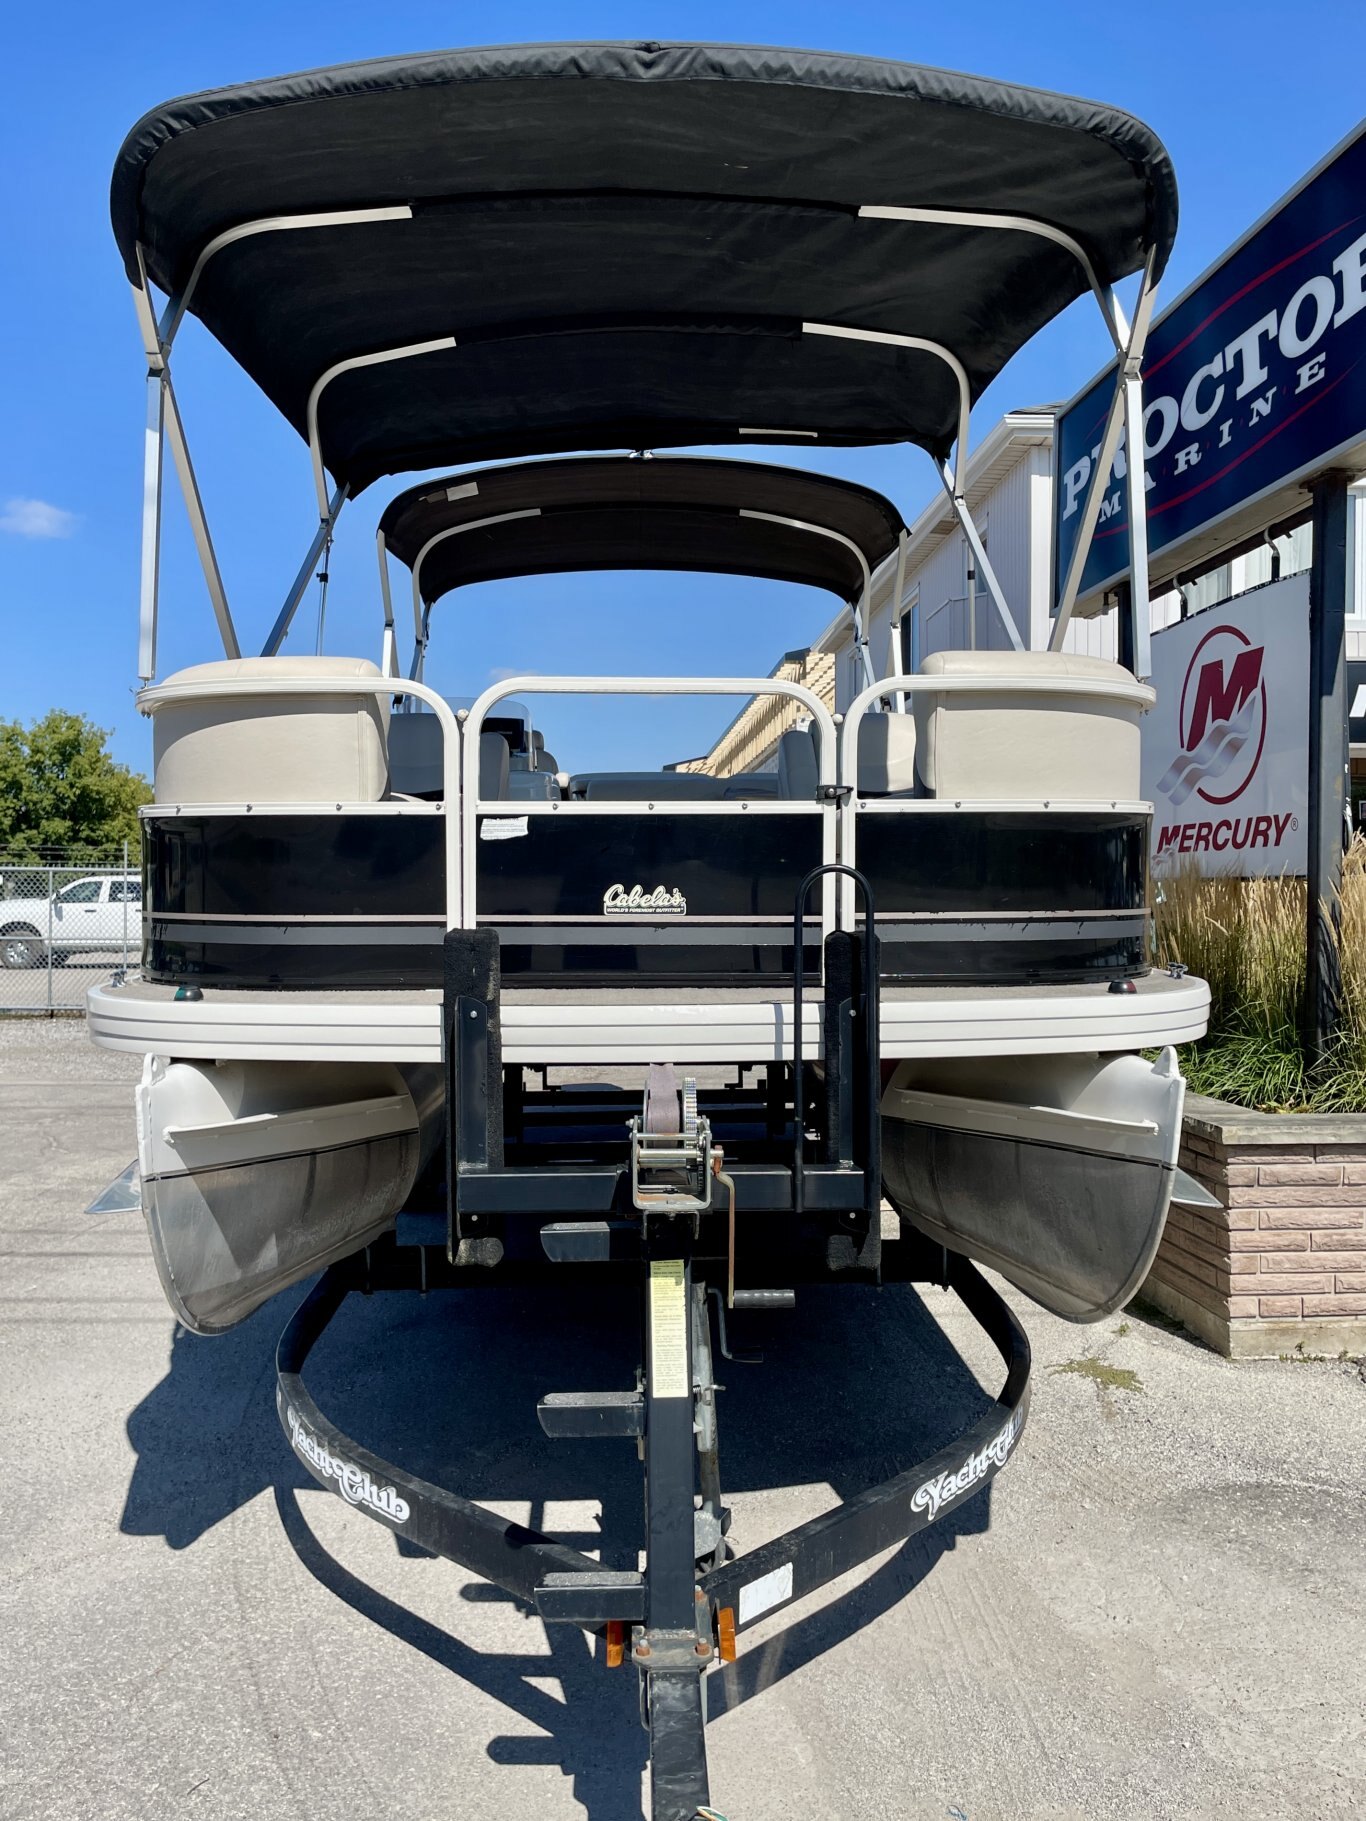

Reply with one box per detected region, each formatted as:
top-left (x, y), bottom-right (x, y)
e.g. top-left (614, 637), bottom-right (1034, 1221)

top-left (0, 845), bottom-right (139, 1014)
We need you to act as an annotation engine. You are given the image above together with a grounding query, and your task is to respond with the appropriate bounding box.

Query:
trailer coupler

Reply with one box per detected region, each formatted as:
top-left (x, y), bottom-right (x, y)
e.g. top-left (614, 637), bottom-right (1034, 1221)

top-left (276, 1246), bottom-right (1030, 1821)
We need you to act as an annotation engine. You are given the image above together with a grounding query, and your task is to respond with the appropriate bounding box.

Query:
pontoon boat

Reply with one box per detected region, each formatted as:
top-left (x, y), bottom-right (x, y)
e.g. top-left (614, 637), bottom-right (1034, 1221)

top-left (94, 42), bottom-right (1208, 1817)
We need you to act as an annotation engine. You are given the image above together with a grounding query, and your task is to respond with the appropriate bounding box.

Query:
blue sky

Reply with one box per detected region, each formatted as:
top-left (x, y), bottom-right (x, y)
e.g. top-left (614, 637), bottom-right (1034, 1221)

top-left (2, 1), bottom-right (1363, 776)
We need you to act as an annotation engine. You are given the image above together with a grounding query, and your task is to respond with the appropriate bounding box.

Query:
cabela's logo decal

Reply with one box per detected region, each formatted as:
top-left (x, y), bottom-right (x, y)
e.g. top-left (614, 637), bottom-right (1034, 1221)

top-left (603, 883), bottom-right (687, 917)
top-left (911, 1409), bottom-right (1023, 1521)
top-left (284, 1402), bottom-right (411, 1524)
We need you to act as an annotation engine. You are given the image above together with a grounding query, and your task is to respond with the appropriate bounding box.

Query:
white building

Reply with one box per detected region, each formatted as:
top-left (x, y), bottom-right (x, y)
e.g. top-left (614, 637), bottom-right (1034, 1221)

top-left (691, 407), bottom-right (1365, 804)
top-left (813, 409), bottom-right (1354, 718)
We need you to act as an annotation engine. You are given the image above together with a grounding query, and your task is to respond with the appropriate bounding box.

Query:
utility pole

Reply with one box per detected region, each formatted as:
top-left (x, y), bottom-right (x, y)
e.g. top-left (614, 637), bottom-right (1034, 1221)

top-left (1303, 473), bottom-right (1351, 1065)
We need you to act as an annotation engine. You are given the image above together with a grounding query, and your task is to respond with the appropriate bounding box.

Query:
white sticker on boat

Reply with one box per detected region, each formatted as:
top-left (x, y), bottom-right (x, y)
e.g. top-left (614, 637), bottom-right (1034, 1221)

top-left (737, 1563), bottom-right (793, 1625)
top-left (603, 883), bottom-right (687, 916)
top-left (911, 1409), bottom-right (1024, 1522)
top-left (284, 1403), bottom-right (411, 1524)
top-left (481, 816), bottom-right (529, 841)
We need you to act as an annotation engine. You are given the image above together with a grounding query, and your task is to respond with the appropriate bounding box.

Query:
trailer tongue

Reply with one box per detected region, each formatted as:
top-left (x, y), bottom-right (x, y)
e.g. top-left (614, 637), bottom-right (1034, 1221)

top-left (278, 1212), bottom-right (1031, 1820)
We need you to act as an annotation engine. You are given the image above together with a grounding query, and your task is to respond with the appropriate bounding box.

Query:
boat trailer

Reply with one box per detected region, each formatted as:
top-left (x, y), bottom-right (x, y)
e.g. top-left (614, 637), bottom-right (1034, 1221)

top-left (276, 876), bottom-right (1031, 1816)
top-left (277, 1233), bottom-right (1030, 1820)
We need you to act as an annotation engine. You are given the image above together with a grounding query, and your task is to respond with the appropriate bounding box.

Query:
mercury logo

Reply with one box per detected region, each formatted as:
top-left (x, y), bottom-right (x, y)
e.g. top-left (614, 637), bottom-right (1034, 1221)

top-left (603, 883), bottom-right (687, 916)
top-left (1157, 622), bottom-right (1267, 808)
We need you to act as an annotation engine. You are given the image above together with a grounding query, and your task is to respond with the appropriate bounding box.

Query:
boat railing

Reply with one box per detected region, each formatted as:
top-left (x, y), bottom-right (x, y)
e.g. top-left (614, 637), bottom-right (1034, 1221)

top-left (460, 674), bottom-right (840, 948)
top-left (840, 670), bottom-right (1156, 799)
top-left (837, 671), bottom-right (1157, 968)
top-left (136, 674), bottom-right (465, 927)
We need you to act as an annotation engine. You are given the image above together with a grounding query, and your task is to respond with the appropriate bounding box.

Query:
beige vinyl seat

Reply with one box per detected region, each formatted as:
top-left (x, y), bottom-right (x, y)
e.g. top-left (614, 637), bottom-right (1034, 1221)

top-left (912, 650), bottom-right (1153, 802)
top-left (151, 657), bottom-right (389, 804)
top-left (856, 712), bottom-right (919, 795)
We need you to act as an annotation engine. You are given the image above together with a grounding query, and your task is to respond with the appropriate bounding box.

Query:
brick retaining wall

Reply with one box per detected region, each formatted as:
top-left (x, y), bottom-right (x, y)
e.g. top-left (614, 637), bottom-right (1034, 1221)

top-left (1142, 1094), bottom-right (1366, 1358)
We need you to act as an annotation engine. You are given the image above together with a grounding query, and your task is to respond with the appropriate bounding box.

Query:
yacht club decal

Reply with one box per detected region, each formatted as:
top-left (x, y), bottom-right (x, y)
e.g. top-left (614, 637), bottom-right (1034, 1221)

top-left (911, 1409), bottom-right (1023, 1521)
top-left (284, 1402), bottom-right (411, 1523)
top-left (603, 884), bottom-right (687, 917)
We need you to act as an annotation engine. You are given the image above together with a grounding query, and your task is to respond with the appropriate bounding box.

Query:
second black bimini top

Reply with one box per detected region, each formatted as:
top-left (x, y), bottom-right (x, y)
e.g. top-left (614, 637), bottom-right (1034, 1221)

top-left (112, 41), bottom-right (1178, 491)
top-left (379, 456), bottom-right (908, 606)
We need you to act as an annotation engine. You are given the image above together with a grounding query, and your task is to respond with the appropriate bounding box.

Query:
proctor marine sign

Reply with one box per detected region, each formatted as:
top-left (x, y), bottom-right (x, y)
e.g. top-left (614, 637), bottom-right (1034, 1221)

top-left (1056, 124), bottom-right (1366, 605)
top-left (1144, 574), bottom-right (1309, 877)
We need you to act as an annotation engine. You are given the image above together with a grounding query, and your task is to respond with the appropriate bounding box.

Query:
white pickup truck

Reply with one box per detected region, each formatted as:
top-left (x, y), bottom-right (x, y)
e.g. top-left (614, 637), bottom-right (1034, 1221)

top-left (1, 875), bottom-right (142, 968)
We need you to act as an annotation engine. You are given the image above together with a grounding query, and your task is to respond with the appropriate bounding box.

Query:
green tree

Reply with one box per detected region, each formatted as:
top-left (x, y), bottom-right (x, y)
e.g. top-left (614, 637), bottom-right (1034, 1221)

top-left (0, 711), bottom-right (150, 860)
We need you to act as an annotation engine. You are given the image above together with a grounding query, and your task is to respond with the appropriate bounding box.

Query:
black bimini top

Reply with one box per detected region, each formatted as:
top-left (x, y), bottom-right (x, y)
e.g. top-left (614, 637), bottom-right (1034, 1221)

top-left (112, 42), bottom-right (1177, 492)
top-left (380, 456), bottom-right (908, 607)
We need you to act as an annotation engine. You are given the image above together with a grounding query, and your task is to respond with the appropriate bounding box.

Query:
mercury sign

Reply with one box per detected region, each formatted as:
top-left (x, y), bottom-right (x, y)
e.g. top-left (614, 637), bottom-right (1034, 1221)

top-left (1144, 574), bottom-right (1309, 877)
top-left (1056, 124), bottom-right (1366, 605)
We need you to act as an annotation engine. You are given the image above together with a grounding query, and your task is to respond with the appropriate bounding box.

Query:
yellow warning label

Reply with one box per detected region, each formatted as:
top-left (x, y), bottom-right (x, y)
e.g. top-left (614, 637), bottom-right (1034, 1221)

top-left (648, 1259), bottom-right (689, 1399)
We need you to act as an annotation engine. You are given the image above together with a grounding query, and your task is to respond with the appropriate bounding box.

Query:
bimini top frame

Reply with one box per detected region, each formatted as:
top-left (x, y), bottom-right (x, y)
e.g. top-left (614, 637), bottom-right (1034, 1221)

top-left (112, 41), bottom-right (1177, 679)
top-left (376, 455), bottom-right (909, 684)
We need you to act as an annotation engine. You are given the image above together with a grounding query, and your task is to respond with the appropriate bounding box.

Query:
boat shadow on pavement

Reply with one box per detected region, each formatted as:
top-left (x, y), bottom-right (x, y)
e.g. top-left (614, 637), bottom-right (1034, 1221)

top-left (121, 1276), bottom-right (997, 1819)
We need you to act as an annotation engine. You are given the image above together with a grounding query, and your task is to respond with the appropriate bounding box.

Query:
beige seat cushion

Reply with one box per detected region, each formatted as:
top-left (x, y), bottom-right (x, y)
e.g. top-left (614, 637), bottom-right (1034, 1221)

top-left (152, 657), bottom-right (389, 804)
top-left (856, 712), bottom-right (918, 795)
top-left (913, 650), bottom-right (1152, 802)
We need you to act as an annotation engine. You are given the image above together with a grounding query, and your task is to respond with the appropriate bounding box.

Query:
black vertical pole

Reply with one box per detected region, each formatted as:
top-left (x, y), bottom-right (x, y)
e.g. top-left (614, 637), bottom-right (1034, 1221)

top-left (1303, 473), bottom-right (1351, 1065)
top-left (1116, 581), bottom-right (1136, 675)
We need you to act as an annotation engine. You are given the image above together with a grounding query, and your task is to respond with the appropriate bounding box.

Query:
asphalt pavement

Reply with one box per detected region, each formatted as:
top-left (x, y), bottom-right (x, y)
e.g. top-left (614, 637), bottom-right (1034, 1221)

top-left (1, 1017), bottom-right (1363, 1821)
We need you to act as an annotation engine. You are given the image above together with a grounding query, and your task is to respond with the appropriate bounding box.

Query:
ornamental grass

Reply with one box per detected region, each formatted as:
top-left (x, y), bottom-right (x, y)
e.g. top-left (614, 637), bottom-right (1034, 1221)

top-left (1153, 836), bottom-right (1366, 1112)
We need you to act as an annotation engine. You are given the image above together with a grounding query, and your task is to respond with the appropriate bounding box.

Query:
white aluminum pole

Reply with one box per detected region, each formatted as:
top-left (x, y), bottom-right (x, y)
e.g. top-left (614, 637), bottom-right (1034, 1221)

top-left (1124, 368), bottom-right (1154, 680)
top-left (1049, 372), bottom-right (1129, 651)
top-left (889, 531), bottom-right (909, 710)
top-left (158, 205), bottom-right (414, 351)
top-left (129, 259), bottom-right (163, 367)
top-left (261, 484), bottom-right (349, 656)
top-left (1119, 260), bottom-right (1160, 680)
top-left (314, 541), bottom-right (333, 656)
top-left (803, 322), bottom-right (971, 495)
top-left (936, 464), bottom-right (1024, 651)
top-left (130, 263), bottom-right (167, 682)
top-left (1052, 258), bottom-right (1159, 653)
top-left (161, 370), bottom-right (240, 660)
top-left (138, 373), bottom-right (165, 682)
top-left (409, 508), bottom-right (543, 640)
top-left (307, 337), bottom-right (457, 517)
top-left (736, 507), bottom-right (879, 686)
top-left (409, 606), bottom-right (433, 684)
top-left (850, 595), bottom-right (876, 690)
top-left (377, 532), bottom-right (400, 677)
top-left (858, 204), bottom-right (1125, 354)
